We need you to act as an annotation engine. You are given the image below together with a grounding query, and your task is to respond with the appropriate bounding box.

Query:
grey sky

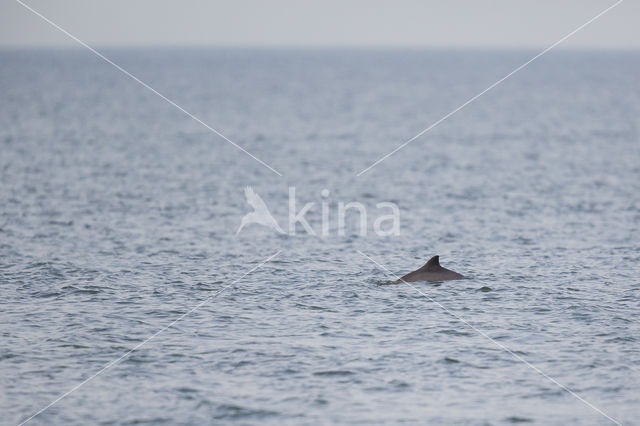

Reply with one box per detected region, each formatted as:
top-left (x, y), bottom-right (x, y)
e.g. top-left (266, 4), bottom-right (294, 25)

top-left (0, 0), bottom-right (637, 49)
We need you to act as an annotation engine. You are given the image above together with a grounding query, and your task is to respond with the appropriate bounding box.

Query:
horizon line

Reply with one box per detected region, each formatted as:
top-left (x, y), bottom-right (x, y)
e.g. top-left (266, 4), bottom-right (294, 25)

top-left (1, 43), bottom-right (639, 52)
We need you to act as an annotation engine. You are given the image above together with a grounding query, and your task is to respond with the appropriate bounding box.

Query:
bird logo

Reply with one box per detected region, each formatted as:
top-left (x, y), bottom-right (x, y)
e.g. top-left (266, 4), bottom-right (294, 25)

top-left (236, 186), bottom-right (285, 235)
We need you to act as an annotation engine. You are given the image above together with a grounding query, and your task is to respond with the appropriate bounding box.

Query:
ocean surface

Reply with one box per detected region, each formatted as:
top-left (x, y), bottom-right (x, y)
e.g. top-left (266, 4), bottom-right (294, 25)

top-left (1, 48), bottom-right (639, 425)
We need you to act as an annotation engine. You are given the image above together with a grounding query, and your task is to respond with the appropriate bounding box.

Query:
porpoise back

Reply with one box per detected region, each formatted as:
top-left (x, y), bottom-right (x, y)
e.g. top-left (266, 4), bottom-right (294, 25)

top-left (392, 255), bottom-right (465, 283)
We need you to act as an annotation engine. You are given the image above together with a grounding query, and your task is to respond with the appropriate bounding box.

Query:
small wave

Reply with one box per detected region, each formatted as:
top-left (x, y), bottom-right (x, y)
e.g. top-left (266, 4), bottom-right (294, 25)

top-left (214, 404), bottom-right (279, 419)
top-left (313, 370), bottom-right (355, 377)
top-left (121, 417), bottom-right (171, 425)
top-left (505, 416), bottom-right (534, 423)
top-left (437, 329), bottom-right (472, 337)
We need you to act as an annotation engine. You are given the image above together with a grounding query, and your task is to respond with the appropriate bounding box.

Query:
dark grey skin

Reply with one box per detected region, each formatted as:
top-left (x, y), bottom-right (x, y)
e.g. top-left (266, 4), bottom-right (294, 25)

top-left (390, 255), bottom-right (465, 284)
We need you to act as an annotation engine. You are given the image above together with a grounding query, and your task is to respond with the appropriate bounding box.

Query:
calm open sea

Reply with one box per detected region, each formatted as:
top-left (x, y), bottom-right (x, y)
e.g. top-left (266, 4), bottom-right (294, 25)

top-left (1, 48), bottom-right (639, 425)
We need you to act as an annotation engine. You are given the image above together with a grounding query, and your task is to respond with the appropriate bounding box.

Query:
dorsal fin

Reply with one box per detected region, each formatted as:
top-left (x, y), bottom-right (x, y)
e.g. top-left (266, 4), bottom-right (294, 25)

top-left (420, 255), bottom-right (440, 271)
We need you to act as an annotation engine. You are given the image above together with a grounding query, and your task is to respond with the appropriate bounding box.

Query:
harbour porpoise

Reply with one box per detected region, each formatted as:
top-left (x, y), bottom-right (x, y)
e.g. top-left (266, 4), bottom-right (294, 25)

top-left (390, 255), bottom-right (465, 283)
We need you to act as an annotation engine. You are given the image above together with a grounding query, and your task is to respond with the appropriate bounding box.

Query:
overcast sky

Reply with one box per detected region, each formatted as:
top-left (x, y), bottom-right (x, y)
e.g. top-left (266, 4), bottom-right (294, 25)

top-left (1, 0), bottom-right (637, 49)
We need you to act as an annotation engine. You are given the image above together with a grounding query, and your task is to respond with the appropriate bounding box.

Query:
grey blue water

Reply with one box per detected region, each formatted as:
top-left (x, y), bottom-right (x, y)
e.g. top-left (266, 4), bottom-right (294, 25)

top-left (1, 48), bottom-right (639, 425)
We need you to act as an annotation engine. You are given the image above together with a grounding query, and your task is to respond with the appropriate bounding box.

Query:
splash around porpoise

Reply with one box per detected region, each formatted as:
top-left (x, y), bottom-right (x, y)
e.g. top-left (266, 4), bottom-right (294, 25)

top-left (378, 255), bottom-right (466, 285)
